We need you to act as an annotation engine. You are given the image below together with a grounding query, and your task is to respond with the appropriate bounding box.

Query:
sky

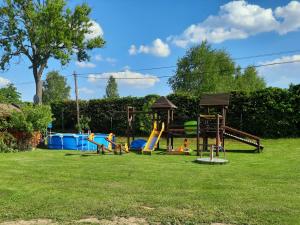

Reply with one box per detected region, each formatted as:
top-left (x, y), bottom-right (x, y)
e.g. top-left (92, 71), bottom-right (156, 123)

top-left (0, 0), bottom-right (300, 101)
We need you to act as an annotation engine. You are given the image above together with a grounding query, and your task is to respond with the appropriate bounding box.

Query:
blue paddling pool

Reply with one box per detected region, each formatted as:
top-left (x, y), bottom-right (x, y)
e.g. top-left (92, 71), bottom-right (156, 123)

top-left (48, 133), bottom-right (113, 151)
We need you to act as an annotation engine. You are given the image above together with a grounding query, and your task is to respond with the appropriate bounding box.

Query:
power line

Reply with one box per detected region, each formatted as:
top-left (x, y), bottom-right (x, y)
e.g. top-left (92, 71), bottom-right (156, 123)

top-left (76, 59), bottom-right (300, 80)
top-left (74, 49), bottom-right (300, 75)
top-left (8, 57), bottom-right (300, 85)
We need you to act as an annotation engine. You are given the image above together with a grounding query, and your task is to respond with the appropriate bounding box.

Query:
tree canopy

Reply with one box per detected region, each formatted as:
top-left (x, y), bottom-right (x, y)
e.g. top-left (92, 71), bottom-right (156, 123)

top-left (0, 84), bottom-right (21, 103)
top-left (235, 66), bottom-right (266, 92)
top-left (0, 0), bottom-right (105, 104)
top-left (168, 42), bottom-right (266, 95)
top-left (105, 76), bottom-right (119, 98)
top-left (42, 71), bottom-right (71, 104)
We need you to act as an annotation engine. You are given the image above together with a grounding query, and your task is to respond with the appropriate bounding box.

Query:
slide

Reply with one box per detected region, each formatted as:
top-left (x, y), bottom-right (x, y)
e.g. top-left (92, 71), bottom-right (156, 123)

top-left (223, 126), bottom-right (264, 152)
top-left (142, 122), bottom-right (165, 154)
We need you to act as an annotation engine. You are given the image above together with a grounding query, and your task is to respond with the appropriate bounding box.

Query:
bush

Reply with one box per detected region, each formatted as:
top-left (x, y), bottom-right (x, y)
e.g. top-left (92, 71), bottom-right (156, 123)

top-left (0, 132), bottom-right (17, 153)
top-left (7, 104), bottom-right (53, 150)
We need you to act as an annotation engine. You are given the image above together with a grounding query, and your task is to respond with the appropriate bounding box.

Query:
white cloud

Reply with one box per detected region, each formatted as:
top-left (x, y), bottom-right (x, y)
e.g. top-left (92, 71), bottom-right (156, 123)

top-left (122, 65), bottom-right (131, 70)
top-left (85, 20), bottom-right (104, 40)
top-left (0, 77), bottom-right (10, 87)
top-left (106, 57), bottom-right (117, 64)
top-left (95, 54), bottom-right (103, 61)
top-left (275, 1), bottom-right (300, 34)
top-left (78, 87), bottom-right (95, 95)
top-left (128, 45), bottom-right (138, 55)
top-left (129, 39), bottom-right (170, 57)
top-left (87, 70), bottom-right (160, 88)
top-left (94, 55), bottom-right (117, 65)
top-left (259, 55), bottom-right (300, 88)
top-left (168, 0), bottom-right (300, 47)
top-left (75, 61), bottom-right (96, 68)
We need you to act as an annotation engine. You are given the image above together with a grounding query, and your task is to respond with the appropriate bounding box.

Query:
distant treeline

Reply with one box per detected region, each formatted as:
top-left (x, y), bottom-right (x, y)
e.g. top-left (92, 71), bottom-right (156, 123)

top-left (50, 86), bottom-right (300, 138)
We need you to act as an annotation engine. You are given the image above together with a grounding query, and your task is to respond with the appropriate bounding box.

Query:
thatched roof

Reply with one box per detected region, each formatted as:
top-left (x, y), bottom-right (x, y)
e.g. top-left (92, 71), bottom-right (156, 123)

top-left (0, 103), bottom-right (21, 118)
top-left (151, 96), bottom-right (177, 110)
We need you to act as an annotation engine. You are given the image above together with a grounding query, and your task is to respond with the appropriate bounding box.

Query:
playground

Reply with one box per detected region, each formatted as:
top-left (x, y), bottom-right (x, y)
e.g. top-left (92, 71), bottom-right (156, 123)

top-left (0, 138), bottom-right (299, 225)
top-left (47, 94), bottom-right (264, 165)
top-left (1, 94), bottom-right (299, 225)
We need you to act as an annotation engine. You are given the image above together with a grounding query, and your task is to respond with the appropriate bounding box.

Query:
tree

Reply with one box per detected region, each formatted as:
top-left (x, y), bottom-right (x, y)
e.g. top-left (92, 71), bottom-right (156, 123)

top-left (0, 0), bottom-right (105, 104)
top-left (105, 76), bottom-right (119, 98)
top-left (235, 66), bottom-right (266, 92)
top-left (42, 71), bottom-right (70, 104)
top-left (168, 41), bottom-right (236, 96)
top-left (0, 84), bottom-right (21, 103)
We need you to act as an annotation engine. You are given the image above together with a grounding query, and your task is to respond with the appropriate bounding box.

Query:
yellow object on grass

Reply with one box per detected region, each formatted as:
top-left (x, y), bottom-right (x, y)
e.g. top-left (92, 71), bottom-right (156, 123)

top-left (142, 122), bottom-right (165, 154)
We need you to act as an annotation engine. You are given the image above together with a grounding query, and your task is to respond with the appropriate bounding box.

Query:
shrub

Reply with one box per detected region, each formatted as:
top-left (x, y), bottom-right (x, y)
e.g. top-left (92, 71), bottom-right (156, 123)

top-left (0, 132), bottom-right (17, 153)
top-left (8, 104), bottom-right (53, 150)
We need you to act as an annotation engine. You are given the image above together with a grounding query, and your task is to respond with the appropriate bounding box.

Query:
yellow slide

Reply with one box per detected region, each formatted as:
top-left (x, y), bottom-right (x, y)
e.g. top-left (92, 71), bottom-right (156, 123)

top-left (142, 122), bottom-right (165, 154)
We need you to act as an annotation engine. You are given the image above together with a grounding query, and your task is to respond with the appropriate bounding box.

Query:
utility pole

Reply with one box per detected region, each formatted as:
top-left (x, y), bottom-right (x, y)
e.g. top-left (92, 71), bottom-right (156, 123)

top-left (73, 71), bottom-right (80, 129)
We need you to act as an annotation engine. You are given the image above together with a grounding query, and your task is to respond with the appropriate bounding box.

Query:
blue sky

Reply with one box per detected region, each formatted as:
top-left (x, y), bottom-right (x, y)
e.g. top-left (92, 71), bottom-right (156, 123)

top-left (0, 0), bottom-right (300, 101)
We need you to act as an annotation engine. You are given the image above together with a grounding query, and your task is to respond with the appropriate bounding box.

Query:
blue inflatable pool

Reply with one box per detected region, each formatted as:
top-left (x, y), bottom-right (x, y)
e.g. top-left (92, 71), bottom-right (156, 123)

top-left (48, 133), bottom-right (112, 151)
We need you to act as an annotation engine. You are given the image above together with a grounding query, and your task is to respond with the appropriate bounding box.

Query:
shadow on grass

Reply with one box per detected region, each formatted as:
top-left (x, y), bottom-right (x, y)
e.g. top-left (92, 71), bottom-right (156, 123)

top-left (225, 149), bottom-right (258, 153)
top-left (64, 152), bottom-right (100, 157)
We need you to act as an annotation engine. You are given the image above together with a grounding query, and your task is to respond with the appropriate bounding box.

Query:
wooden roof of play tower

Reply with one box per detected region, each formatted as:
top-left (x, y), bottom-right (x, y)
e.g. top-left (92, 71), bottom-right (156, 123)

top-left (151, 96), bottom-right (177, 110)
top-left (200, 93), bottom-right (230, 107)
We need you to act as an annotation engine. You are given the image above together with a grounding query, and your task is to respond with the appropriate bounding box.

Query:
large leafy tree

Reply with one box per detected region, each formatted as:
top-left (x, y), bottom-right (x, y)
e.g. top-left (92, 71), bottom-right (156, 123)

top-left (235, 66), bottom-right (266, 92)
top-left (0, 84), bottom-right (21, 103)
top-left (105, 76), bottom-right (119, 98)
top-left (169, 41), bottom-right (236, 95)
top-left (0, 0), bottom-right (105, 104)
top-left (42, 71), bottom-right (70, 104)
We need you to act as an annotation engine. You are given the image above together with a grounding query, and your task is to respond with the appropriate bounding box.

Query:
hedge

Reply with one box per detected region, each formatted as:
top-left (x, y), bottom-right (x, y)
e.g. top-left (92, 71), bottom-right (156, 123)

top-left (50, 86), bottom-right (300, 138)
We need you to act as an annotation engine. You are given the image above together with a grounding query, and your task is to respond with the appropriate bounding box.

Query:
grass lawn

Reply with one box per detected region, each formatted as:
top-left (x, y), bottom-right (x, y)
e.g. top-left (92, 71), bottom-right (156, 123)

top-left (0, 138), bottom-right (299, 225)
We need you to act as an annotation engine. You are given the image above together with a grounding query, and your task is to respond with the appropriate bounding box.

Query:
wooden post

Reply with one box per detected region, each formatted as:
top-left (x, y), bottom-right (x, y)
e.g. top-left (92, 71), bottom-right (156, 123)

top-left (73, 71), bottom-right (80, 130)
top-left (222, 107), bottom-right (226, 149)
top-left (197, 115), bottom-right (200, 156)
top-left (216, 114), bottom-right (220, 157)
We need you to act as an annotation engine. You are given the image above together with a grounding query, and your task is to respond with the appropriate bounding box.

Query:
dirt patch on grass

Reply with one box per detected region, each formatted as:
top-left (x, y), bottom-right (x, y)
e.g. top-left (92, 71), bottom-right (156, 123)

top-left (0, 219), bottom-right (56, 225)
top-left (76, 217), bottom-right (149, 225)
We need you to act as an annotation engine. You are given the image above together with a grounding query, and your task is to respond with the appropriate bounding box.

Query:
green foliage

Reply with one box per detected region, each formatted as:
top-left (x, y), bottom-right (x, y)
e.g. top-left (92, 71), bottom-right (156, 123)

top-left (10, 104), bottom-right (53, 133)
top-left (105, 76), bottom-right (119, 98)
top-left (137, 95), bottom-right (159, 134)
top-left (234, 66), bottom-right (266, 92)
top-left (0, 84), bottom-right (21, 103)
top-left (75, 115), bottom-right (91, 132)
top-left (42, 71), bottom-right (71, 104)
top-left (0, 132), bottom-right (16, 153)
top-left (169, 41), bottom-right (236, 95)
top-left (0, 0), bottom-right (105, 103)
top-left (169, 42), bottom-right (267, 95)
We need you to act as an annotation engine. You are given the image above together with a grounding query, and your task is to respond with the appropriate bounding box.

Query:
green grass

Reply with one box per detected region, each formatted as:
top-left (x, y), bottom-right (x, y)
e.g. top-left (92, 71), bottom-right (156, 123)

top-left (0, 138), bottom-right (299, 225)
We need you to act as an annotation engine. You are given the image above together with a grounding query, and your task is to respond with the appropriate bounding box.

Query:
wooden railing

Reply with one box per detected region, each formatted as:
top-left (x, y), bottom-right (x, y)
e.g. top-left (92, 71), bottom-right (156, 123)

top-left (222, 125), bottom-right (260, 141)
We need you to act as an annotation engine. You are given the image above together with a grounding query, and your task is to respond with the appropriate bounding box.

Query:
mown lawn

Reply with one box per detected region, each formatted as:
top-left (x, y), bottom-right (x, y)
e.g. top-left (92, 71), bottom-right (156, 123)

top-left (0, 138), bottom-right (299, 225)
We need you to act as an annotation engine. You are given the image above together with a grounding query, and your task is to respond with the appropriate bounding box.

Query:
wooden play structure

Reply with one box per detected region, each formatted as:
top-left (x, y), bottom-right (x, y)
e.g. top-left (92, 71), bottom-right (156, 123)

top-left (125, 94), bottom-right (263, 159)
top-left (126, 97), bottom-right (175, 153)
top-left (196, 93), bottom-right (263, 155)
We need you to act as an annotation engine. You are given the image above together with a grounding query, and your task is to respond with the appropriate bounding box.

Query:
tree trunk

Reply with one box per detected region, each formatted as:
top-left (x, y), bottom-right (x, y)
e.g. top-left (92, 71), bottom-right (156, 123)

top-left (33, 69), bottom-right (43, 104)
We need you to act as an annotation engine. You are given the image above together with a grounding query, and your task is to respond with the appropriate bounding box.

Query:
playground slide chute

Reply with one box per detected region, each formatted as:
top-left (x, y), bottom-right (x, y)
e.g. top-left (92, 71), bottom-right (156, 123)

top-left (142, 122), bottom-right (165, 154)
